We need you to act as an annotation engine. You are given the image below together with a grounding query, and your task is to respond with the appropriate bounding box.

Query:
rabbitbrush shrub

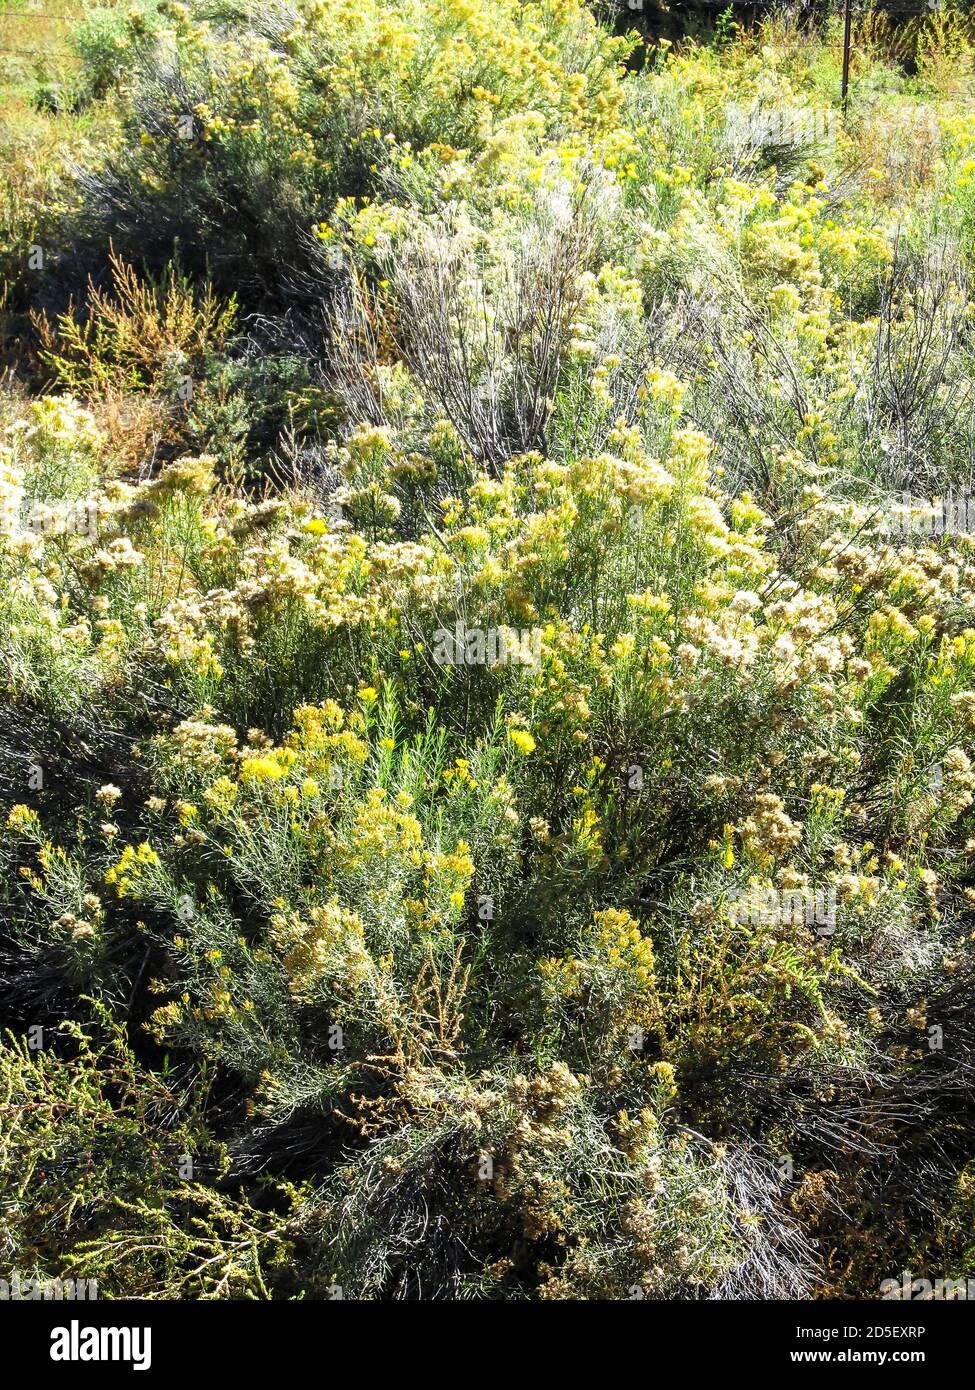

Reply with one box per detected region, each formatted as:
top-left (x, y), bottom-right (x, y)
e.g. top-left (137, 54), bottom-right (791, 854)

top-left (3, 0), bottom-right (975, 1299)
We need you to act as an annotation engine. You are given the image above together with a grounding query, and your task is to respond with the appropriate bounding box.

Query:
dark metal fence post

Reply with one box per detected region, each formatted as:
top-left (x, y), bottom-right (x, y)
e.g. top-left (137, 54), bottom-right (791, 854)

top-left (841, 0), bottom-right (853, 114)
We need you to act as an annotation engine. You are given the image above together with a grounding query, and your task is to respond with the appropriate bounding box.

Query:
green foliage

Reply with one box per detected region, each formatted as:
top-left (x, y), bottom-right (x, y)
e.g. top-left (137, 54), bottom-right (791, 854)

top-left (0, 1007), bottom-right (316, 1297)
top-left (2, 0), bottom-right (975, 1301)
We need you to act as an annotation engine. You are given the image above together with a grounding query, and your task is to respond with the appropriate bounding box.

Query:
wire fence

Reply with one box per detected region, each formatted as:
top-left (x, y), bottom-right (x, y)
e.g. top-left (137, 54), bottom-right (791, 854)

top-left (0, 6), bottom-right (84, 57)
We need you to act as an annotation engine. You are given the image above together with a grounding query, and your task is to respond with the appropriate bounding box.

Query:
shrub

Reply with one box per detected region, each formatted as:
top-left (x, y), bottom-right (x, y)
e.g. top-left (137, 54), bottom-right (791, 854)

top-left (0, 1008), bottom-right (316, 1297)
top-left (3, 0), bottom-right (975, 1302)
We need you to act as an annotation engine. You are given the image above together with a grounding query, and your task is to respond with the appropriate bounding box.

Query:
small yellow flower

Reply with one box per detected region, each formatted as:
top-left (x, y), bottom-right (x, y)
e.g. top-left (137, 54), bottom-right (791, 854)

top-left (240, 756), bottom-right (285, 782)
top-left (721, 824), bottom-right (735, 870)
top-left (508, 729), bottom-right (536, 756)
